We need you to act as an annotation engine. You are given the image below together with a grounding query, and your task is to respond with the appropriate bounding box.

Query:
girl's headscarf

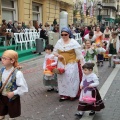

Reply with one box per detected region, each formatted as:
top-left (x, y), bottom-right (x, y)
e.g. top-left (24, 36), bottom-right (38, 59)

top-left (61, 27), bottom-right (74, 38)
top-left (3, 50), bottom-right (20, 68)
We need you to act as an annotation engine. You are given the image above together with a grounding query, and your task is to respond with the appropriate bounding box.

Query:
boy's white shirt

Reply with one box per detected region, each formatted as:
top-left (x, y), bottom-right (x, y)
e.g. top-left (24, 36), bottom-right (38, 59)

top-left (84, 34), bottom-right (96, 42)
top-left (96, 47), bottom-right (106, 54)
top-left (2, 67), bottom-right (28, 96)
top-left (43, 53), bottom-right (58, 70)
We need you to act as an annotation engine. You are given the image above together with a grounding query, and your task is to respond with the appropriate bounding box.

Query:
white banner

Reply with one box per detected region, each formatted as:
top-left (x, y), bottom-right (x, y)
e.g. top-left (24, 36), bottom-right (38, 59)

top-left (83, 0), bottom-right (87, 15)
top-left (90, 1), bottom-right (94, 17)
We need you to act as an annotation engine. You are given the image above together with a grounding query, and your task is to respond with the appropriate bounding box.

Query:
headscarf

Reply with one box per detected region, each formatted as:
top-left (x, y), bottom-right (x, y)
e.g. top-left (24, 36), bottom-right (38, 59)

top-left (61, 27), bottom-right (74, 38)
top-left (2, 50), bottom-right (19, 68)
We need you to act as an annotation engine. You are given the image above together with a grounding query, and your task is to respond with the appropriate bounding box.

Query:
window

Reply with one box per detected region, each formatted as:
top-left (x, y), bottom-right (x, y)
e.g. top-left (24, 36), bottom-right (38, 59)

top-left (32, 3), bottom-right (42, 23)
top-left (1, 0), bottom-right (18, 22)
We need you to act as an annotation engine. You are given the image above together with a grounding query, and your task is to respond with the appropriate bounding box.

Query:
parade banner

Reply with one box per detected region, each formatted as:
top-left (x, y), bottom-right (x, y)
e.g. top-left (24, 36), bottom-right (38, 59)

top-left (90, 0), bottom-right (94, 17)
top-left (83, 0), bottom-right (87, 15)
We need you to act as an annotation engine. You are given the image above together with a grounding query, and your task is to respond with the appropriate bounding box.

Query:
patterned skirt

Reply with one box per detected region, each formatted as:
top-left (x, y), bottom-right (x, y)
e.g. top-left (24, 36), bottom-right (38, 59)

top-left (43, 74), bottom-right (58, 87)
top-left (97, 54), bottom-right (104, 61)
top-left (78, 88), bottom-right (105, 111)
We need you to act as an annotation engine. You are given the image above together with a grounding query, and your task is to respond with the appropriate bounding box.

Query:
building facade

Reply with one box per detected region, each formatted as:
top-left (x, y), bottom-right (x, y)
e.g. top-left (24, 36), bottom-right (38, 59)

top-left (0, 0), bottom-right (74, 25)
top-left (73, 0), bottom-right (98, 26)
top-left (102, 0), bottom-right (119, 26)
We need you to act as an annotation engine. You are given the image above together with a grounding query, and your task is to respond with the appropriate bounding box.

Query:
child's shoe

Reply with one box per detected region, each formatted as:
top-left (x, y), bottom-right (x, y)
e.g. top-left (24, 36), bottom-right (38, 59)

top-left (47, 88), bottom-right (54, 92)
top-left (89, 111), bottom-right (95, 116)
top-left (75, 111), bottom-right (84, 120)
top-left (75, 113), bottom-right (83, 119)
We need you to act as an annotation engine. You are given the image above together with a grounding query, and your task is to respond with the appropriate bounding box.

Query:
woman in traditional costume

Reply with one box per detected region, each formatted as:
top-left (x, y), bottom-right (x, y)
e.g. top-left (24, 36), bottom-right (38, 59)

top-left (94, 26), bottom-right (103, 45)
top-left (103, 26), bottom-right (111, 42)
top-left (53, 27), bottom-right (84, 102)
top-left (107, 31), bottom-right (120, 68)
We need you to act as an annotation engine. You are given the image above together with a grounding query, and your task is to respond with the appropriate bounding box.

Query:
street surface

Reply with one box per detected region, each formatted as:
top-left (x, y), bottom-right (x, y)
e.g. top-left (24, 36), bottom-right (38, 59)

top-left (0, 55), bottom-right (113, 120)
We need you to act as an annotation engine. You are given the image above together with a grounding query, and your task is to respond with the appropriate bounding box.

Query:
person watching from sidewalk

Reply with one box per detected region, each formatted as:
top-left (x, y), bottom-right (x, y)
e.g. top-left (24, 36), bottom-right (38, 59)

top-left (0, 50), bottom-right (28, 120)
top-left (40, 26), bottom-right (49, 46)
top-left (7, 20), bottom-right (13, 29)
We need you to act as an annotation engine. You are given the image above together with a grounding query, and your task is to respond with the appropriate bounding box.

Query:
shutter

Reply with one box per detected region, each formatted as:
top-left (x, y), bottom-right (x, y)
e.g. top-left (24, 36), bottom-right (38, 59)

top-left (33, 13), bottom-right (38, 21)
top-left (2, 10), bottom-right (13, 22)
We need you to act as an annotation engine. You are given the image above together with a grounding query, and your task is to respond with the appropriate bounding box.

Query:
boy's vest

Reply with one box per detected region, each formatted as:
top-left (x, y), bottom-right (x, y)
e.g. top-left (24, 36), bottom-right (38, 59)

top-left (0, 68), bottom-right (19, 100)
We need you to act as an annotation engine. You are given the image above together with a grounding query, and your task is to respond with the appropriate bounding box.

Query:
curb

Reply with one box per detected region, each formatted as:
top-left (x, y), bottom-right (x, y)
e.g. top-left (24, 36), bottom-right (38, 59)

top-left (20, 52), bottom-right (45, 64)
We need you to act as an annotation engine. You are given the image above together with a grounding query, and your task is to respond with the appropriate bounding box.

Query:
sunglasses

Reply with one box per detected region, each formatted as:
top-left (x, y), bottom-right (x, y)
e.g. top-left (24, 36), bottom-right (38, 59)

top-left (61, 34), bottom-right (68, 36)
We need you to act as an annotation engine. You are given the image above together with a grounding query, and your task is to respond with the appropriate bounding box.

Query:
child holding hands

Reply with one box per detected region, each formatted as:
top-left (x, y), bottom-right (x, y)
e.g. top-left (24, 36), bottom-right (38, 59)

top-left (75, 63), bottom-right (105, 119)
top-left (43, 44), bottom-right (58, 92)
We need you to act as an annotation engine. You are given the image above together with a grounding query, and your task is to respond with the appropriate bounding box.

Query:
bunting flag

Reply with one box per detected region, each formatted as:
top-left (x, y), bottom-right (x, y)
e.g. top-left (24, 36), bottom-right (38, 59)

top-left (90, 0), bottom-right (94, 17)
top-left (83, 0), bottom-right (87, 15)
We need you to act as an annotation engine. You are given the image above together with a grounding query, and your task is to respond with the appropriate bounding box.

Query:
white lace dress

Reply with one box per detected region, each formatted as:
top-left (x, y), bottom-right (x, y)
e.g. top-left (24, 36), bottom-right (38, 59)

top-left (53, 38), bottom-right (84, 97)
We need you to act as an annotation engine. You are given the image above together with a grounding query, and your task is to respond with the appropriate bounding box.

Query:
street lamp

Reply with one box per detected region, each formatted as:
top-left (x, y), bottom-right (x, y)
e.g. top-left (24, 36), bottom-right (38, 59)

top-left (97, 2), bottom-right (102, 25)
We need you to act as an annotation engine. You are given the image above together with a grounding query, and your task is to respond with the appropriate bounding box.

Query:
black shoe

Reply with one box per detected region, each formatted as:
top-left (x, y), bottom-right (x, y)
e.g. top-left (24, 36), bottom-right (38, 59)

top-left (47, 88), bottom-right (54, 92)
top-left (55, 89), bottom-right (58, 93)
top-left (112, 66), bottom-right (115, 68)
top-left (108, 65), bottom-right (111, 67)
top-left (101, 64), bottom-right (103, 67)
top-left (75, 113), bottom-right (83, 119)
top-left (89, 111), bottom-right (95, 116)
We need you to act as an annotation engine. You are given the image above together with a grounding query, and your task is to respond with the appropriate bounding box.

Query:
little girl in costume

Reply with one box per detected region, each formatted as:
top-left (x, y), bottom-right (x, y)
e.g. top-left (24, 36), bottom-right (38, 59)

top-left (96, 43), bottom-right (106, 67)
top-left (82, 40), bottom-right (98, 77)
top-left (75, 63), bottom-right (105, 119)
top-left (0, 50), bottom-right (28, 120)
top-left (107, 31), bottom-right (120, 68)
top-left (43, 44), bottom-right (58, 92)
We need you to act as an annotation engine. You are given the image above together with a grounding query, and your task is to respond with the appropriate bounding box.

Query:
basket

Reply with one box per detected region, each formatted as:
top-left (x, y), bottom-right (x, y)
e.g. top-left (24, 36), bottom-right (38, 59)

top-left (43, 70), bottom-right (54, 76)
top-left (43, 58), bottom-right (56, 76)
top-left (52, 56), bottom-right (66, 74)
top-left (82, 87), bottom-right (96, 105)
top-left (113, 55), bottom-right (120, 64)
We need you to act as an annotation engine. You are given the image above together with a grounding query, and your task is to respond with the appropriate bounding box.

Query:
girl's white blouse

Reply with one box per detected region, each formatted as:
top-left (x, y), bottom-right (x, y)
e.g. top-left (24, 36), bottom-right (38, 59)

top-left (80, 73), bottom-right (99, 87)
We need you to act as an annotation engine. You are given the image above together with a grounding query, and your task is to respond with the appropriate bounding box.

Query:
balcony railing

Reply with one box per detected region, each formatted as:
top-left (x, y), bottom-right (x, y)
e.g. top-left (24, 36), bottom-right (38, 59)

top-left (102, 3), bottom-right (117, 10)
top-left (59, 0), bottom-right (74, 5)
top-left (102, 15), bottom-right (110, 18)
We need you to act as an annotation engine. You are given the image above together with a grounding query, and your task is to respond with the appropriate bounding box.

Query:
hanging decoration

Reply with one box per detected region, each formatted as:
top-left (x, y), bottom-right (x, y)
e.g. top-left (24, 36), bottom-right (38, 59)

top-left (90, 0), bottom-right (94, 17)
top-left (83, 0), bottom-right (87, 16)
